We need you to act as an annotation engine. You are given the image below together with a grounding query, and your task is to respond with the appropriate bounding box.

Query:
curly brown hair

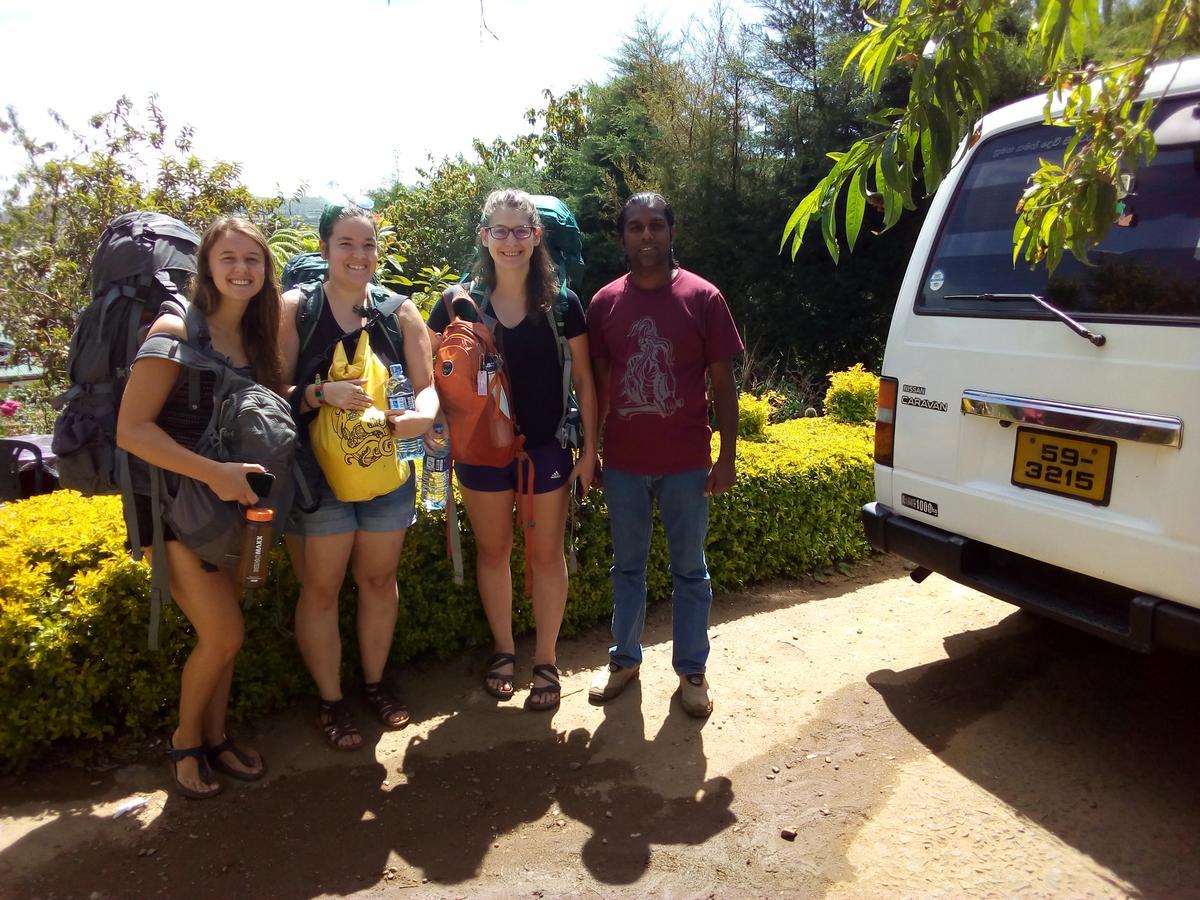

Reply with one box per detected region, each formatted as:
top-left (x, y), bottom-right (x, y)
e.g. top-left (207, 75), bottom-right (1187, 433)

top-left (190, 217), bottom-right (284, 393)
top-left (471, 189), bottom-right (559, 319)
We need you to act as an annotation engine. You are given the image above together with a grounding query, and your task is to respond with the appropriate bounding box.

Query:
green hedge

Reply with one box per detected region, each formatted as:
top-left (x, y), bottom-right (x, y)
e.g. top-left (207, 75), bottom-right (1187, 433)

top-left (0, 417), bottom-right (873, 771)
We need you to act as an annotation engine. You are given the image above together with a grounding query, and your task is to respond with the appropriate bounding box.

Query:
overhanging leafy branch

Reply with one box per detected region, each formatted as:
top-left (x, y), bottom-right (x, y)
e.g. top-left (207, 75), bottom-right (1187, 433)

top-left (783, 0), bottom-right (1200, 272)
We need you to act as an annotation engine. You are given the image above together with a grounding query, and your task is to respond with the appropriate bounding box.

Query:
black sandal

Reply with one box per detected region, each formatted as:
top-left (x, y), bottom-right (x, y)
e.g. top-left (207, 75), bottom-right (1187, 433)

top-left (364, 681), bottom-right (411, 729)
top-left (316, 699), bottom-right (363, 751)
top-left (167, 737), bottom-right (222, 799)
top-left (526, 663), bottom-right (561, 712)
top-left (205, 737), bottom-right (266, 782)
top-left (483, 652), bottom-right (516, 701)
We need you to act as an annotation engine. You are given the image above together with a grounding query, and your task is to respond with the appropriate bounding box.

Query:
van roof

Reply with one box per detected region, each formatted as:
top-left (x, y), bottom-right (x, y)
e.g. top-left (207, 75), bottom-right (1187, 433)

top-left (980, 55), bottom-right (1200, 139)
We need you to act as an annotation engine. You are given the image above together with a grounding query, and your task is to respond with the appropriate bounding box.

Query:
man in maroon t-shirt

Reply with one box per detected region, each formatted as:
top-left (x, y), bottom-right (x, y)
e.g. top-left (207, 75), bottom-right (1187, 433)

top-left (586, 192), bottom-right (743, 717)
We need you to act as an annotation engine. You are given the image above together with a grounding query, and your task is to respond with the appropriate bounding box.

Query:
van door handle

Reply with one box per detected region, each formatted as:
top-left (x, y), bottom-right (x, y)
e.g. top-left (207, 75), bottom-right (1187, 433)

top-left (961, 389), bottom-right (1183, 448)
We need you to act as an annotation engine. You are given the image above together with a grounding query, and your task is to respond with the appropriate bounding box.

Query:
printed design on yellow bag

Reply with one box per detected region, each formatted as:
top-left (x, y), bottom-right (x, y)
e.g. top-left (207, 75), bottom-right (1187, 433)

top-left (341, 406), bottom-right (393, 466)
top-left (310, 330), bottom-right (408, 503)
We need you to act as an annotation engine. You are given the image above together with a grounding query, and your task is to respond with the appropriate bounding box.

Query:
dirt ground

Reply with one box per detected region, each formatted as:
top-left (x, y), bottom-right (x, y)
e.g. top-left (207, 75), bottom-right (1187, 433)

top-left (3, 554), bottom-right (1200, 899)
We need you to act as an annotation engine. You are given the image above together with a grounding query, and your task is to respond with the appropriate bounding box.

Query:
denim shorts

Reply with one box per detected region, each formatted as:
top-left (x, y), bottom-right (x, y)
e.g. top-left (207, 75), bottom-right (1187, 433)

top-left (293, 463), bottom-right (418, 537)
top-left (455, 442), bottom-right (573, 495)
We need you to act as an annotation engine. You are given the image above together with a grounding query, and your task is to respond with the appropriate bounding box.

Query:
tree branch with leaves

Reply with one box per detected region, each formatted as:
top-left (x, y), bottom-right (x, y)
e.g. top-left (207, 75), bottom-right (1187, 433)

top-left (782, 0), bottom-right (1200, 272)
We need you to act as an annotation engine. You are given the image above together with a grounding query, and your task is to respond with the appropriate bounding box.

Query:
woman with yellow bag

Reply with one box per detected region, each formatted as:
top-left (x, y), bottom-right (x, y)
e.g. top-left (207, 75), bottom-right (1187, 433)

top-left (280, 205), bottom-right (437, 751)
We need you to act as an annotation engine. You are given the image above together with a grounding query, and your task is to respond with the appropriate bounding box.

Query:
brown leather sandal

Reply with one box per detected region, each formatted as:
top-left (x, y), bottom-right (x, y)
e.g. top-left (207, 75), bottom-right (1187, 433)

top-left (167, 737), bottom-right (222, 799)
top-left (364, 681), bottom-right (411, 729)
top-left (526, 663), bottom-right (561, 712)
top-left (483, 652), bottom-right (516, 701)
top-left (316, 699), bottom-right (363, 751)
top-left (205, 737), bottom-right (266, 781)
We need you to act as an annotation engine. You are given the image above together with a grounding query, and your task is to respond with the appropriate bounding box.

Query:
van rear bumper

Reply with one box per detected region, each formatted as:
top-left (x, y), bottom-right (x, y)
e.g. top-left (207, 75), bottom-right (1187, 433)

top-left (861, 501), bottom-right (1200, 654)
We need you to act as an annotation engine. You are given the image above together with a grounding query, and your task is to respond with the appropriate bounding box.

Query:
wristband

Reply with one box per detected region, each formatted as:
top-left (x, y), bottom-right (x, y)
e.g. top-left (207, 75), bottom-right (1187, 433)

top-left (312, 383), bottom-right (325, 406)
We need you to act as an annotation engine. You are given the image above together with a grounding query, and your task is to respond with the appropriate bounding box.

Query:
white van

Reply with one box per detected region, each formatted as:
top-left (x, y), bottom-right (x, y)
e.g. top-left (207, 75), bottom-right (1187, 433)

top-left (862, 57), bottom-right (1200, 653)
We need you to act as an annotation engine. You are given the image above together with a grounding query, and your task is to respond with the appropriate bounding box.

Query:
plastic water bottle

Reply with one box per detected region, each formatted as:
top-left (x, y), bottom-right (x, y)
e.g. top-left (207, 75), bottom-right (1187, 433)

top-left (386, 363), bottom-right (424, 463)
top-left (238, 507), bottom-right (274, 590)
top-left (422, 424), bottom-right (450, 511)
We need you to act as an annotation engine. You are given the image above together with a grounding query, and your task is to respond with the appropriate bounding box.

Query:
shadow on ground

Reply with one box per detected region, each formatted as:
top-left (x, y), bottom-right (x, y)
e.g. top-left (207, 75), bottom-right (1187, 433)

top-left (5, 685), bottom-right (733, 897)
top-left (869, 610), bottom-right (1200, 897)
top-left (1, 559), bottom-right (911, 898)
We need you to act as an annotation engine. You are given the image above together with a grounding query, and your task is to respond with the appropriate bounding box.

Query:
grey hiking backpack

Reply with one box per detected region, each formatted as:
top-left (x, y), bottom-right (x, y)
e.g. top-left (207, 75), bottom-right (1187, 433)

top-left (52, 212), bottom-right (200, 496)
top-left (134, 305), bottom-right (299, 648)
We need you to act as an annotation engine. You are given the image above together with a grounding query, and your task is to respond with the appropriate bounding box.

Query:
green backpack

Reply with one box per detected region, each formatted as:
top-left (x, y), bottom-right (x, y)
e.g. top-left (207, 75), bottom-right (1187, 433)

top-left (280, 252), bottom-right (329, 292)
top-left (530, 195), bottom-right (584, 299)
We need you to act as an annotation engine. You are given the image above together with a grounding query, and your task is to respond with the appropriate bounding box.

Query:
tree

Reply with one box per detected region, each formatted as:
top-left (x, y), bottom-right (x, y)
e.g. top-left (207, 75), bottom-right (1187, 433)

top-left (781, 0), bottom-right (1200, 271)
top-left (0, 97), bottom-right (280, 378)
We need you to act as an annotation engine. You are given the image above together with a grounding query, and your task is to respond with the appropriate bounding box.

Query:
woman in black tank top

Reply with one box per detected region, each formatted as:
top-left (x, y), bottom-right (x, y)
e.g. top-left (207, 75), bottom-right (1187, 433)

top-left (117, 218), bottom-right (283, 799)
top-left (426, 189), bottom-right (598, 712)
top-left (279, 205), bottom-right (437, 751)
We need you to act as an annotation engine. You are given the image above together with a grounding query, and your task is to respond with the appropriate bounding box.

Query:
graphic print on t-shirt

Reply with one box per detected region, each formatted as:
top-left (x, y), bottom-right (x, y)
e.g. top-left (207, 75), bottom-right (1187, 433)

top-left (618, 317), bottom-right (684, 418)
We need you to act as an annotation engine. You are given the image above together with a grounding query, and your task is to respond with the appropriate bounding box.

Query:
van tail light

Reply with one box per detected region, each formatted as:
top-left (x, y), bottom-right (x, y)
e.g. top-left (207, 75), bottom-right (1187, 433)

top-left (875, 376), bottom-right (898, 467)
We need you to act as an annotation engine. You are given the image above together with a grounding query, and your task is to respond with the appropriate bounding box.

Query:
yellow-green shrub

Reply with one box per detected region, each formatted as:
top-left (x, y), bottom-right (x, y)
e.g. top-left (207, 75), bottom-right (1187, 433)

top-left (738, 391), bottom-right (773, 442)
top-left (824, 363), bottom-right (880, 425)
top-left (0, 418), bottom-right (874, 771)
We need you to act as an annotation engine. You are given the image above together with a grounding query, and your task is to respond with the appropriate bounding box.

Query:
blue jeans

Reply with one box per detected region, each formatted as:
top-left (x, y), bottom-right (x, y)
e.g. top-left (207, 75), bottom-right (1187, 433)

top-left (603, 466), bottom-right (712, 676)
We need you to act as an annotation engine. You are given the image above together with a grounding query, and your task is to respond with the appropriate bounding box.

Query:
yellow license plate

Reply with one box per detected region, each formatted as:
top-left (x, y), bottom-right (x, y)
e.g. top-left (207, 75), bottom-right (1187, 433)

top-left (1011, 427), bottom-right (1116, 505)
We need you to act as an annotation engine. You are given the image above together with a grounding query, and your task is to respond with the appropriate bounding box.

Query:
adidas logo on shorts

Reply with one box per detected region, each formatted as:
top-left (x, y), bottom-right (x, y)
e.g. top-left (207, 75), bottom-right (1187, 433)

top-left (550, 470), bottom-right (561, 479)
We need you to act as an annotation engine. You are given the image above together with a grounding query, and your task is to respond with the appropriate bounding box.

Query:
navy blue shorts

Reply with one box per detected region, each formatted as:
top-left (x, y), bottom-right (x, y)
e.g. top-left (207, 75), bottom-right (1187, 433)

top-left (455, 442), bottom-right (573, 495)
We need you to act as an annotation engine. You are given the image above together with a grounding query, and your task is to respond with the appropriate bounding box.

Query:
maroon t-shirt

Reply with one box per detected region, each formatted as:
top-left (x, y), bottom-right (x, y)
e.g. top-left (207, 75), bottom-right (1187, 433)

top-left (588, 268), bottom-right (743, 475)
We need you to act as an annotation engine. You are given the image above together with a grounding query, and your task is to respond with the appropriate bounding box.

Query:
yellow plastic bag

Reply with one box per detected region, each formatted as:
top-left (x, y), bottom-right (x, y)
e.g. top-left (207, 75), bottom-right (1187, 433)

top-left (309, 331), bottom-right (409, 503)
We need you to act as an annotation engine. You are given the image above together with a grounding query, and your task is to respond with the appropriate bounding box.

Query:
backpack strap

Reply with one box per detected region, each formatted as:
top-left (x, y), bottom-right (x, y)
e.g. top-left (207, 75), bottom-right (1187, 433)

top-left (154, 269), bottom-right (189, 320)
top-left (445, 474), bottom-right (464, 586)
top-left (515, 448), bottom-right (536, 596)
top-left (543, 292), bottom-right (583, 451)
top-left (544, 293), bottom-right (571, 393)
top-left (545, 296), bottom-right (581, 572)
top-left (462, 281), bottom-right (498, 331)
top-left (182, 304), bottom-right (212, 410)
top-left (147, 464), bottom-right (170, 651)
top-left (295, 282), bottom-right (325, 361)
top-left (118, 447), bottom-right (142, 560)
top-left (366, 285), bottom-right (406, 364)
top-left (298, 282), bottom-right (408, 371)
top-left (443, 283), bottom-right (495, 329)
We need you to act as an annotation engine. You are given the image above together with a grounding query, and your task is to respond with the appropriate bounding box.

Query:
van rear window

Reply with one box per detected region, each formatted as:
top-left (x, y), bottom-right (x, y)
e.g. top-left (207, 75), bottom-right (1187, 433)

top-left (919, 95), bottom-right (1200, 322)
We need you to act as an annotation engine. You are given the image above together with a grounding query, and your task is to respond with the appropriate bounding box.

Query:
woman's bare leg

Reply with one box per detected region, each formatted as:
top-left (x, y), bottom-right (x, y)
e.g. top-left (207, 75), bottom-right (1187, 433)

top-left (460, 485), bottom-right (518, 692)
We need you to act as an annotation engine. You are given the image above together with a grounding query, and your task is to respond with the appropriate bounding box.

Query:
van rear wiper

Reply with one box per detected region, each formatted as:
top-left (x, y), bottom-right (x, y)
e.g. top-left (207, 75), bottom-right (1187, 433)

top-left (945, 293), bottom-right (1107, 347)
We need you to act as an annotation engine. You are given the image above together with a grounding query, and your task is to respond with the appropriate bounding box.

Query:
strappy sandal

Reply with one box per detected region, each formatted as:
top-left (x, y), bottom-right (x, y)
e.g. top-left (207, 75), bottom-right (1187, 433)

top-left (364, 681), bottom-right (411, 729)
top-left (483, 652), bottom-right (516, 701)
top-left (167, 737), bottom-right (222, 799)
top-left (316, 699), bottom-right (363, 751)
top-left (526, 663), bottom-right (561, 712)
top-left (205, 737), bottom-right (266, 782)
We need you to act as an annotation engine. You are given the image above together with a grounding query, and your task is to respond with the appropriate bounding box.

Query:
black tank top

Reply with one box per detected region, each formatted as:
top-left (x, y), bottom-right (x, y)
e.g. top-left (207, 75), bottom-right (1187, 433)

top-left (157, 363), bottom-right (255, 450)
top-left (295, 292), bottom-right (402, 385)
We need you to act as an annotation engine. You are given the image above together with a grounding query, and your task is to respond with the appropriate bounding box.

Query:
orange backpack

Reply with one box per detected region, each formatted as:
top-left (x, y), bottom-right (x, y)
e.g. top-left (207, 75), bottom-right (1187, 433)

top-left (433, 288), bottom-right (523, 467)
top-left (433, 286), bottom-right (543, 593)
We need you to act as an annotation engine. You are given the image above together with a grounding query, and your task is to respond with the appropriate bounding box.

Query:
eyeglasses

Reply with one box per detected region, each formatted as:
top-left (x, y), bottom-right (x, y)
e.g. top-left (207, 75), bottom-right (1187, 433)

top-left (481, 224), bottom-right (537, 241)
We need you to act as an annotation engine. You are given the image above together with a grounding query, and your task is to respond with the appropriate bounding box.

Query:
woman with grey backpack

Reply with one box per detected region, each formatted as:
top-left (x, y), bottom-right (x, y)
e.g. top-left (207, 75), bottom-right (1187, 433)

top-left (117, 217), bottom-right (288, 799)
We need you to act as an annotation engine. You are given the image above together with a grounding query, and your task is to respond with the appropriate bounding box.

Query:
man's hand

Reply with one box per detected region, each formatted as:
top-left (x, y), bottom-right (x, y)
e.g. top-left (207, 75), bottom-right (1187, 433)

top-left (705, 454), bottom-right (735, 496)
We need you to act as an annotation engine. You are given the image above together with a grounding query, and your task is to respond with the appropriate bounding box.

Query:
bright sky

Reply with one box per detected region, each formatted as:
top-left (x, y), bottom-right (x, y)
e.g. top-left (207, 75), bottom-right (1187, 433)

top-left (0, 0), bottom-right (760, 200)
